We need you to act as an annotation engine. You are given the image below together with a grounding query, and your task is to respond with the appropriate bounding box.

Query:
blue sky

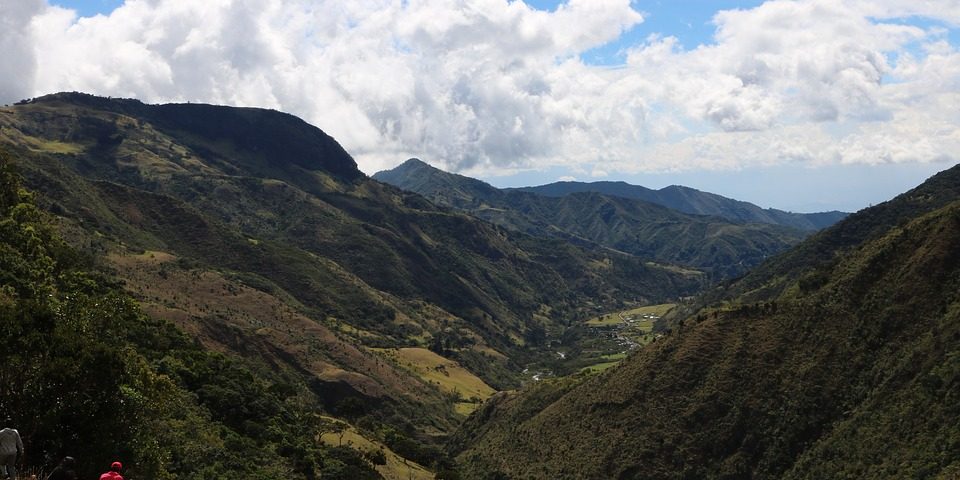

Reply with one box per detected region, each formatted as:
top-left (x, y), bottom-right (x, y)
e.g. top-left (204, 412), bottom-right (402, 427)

top-left (35, 1), bottom-right (960, 212)
top-left (554, 0), bottom-right (767, 64)
top-left (50, 0), bottom-right (122, 17)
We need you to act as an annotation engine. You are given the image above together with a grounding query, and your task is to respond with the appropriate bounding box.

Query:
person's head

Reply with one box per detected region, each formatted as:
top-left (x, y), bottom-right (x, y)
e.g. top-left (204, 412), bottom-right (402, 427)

top-left (110, 461), bottom-right (122, 472)
top-left (61, 456), bottom-right (76, 468)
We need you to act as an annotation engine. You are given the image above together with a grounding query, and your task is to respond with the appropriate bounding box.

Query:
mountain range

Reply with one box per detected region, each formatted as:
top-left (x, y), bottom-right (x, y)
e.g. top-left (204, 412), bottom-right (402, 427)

top-left (375, 158), bottom-right (835, 278)
top-left (511, 180), bottom-right (847, 231)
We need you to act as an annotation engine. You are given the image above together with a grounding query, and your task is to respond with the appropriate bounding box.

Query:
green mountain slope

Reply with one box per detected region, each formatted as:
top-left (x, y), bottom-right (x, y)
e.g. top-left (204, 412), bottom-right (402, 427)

top-left (715, 164), bottom-right (960, 304)
top-left (510, 180), bottom-right (848, 231)
top-left (375, 159), bottom-right (806, 279)
top-left (450, 164), bottom-right (960, 480)
top-left (0, 150), bottom-right (383, 479)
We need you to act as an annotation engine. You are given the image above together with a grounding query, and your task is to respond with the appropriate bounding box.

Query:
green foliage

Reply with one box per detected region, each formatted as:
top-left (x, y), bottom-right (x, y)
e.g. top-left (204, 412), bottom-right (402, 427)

top-left (363, 447), bottom-right (387, 466)
top-left (320, 446), bottom-right (382, 480)
top-left (0, 153), bottom-right (169, 477)
top-left (382, 428), bottom-right (444, 467)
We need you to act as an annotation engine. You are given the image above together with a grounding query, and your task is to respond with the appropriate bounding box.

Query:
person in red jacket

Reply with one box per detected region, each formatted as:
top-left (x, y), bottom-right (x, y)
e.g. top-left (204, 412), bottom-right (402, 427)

top-left (98, 462), bottom-right (123, 480)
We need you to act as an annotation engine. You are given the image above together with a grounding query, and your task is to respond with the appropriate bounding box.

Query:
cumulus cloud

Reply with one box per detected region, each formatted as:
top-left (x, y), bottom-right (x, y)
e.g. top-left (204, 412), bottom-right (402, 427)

top-left (0, 0), bottom-right (44, 104)
top-left (12, 0), bottom-right (960, 176)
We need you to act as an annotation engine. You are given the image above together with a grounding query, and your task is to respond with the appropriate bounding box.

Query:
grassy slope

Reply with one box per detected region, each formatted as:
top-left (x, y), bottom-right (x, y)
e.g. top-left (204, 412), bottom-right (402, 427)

top-left (0, 94), bottom-right (703, 336)
top-left (716, 163), bottom-right (960, 304)
top-left (317, 417), bottom-right (435, 480)
top-left (497, 191), bottom-right (805, 279)
top-left (374, 348), bottom-right (496, 402)
top-left (452, 168), bottom-right (960, 479)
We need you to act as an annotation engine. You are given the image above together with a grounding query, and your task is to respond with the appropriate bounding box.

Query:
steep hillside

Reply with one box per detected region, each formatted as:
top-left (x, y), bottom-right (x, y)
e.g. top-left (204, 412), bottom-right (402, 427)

top-left (715, 163), bottom-right (960, 303)
top-left (451, 165), bottom-right (960, 479)
top-left (0, 150), bottom-right (384, 479)
top-left (375, 159), bottom-right (805, 278)
top-left (510, 180), bottom-right (847, 230)
top-left (0, 93), bottom-right (705, 458)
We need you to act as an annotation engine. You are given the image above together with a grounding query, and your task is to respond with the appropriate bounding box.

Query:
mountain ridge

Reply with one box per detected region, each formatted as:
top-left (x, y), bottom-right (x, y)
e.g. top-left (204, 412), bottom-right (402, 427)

top-left (509, 178), bottom-right (848, 230)
top-left (375, 158), bottom-right (808, 279)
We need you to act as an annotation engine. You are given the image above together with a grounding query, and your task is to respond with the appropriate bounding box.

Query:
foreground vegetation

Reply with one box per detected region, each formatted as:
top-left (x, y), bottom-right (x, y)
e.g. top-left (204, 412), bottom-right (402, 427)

top-left (0, 151), bottom-right (385, 478)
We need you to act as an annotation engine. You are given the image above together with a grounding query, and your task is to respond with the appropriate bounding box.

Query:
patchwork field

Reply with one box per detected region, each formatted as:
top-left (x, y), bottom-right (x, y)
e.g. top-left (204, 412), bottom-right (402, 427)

top-left (585, 303), bottom-right (677, 326)
top-left (572, 303), bottom-right (677, 372)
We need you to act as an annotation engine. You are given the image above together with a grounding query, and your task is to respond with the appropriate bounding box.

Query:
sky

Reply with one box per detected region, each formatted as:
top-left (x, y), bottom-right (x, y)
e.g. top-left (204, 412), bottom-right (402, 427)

top-left (1, 1), bottom-right (959, 212)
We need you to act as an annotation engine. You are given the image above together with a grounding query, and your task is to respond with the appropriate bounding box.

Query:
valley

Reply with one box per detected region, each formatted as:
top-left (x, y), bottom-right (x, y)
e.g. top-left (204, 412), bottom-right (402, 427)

top-left (517, 303), bottom-right (679, 380)
top-left (0, 93), bottom-right (956, 480)
top-left (451, 165), bottom-right (960, 480)
top-left (1, 0), bottom-right (956, 478)
top-left (0, 93), bottom-right (712, 478)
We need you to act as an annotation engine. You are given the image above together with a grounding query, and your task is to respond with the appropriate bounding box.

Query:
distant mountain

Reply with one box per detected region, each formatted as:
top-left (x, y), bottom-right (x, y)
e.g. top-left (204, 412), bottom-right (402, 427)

top-left (0, 93), bottom-right (706, 473)
top-left (450, 164), bottom-right (960, 479)
top-left (511, 180), bottom-right (848, 231)
top-left (374, 158), bottom-right (502, 211)
top-left (375, 159), bottom-right (806, 279)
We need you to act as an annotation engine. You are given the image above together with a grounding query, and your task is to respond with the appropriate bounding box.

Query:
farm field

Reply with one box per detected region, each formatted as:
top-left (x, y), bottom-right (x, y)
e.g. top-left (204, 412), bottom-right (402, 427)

top-left (585, 303), bottom-right (677, 326)
top-left (580, 352), bottom-right (628, 373)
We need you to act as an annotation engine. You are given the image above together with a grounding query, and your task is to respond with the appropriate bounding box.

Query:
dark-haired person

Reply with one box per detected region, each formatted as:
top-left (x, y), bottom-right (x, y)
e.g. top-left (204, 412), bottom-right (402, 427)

top-left (44, 457), bottom-right (77, 480)
top-left (98, 461), bottom-right (123, 480)
top-left (0, 419), bottom-right (23, 480)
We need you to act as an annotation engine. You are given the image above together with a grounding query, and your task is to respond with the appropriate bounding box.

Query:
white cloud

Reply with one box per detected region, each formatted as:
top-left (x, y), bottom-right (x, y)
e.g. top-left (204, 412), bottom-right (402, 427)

top-left (6, 0), bottom-right (960, 177)
top-left (852, 0), bottom-right (960, 26)
top-left (0, 0), bottom-right (44, 104)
